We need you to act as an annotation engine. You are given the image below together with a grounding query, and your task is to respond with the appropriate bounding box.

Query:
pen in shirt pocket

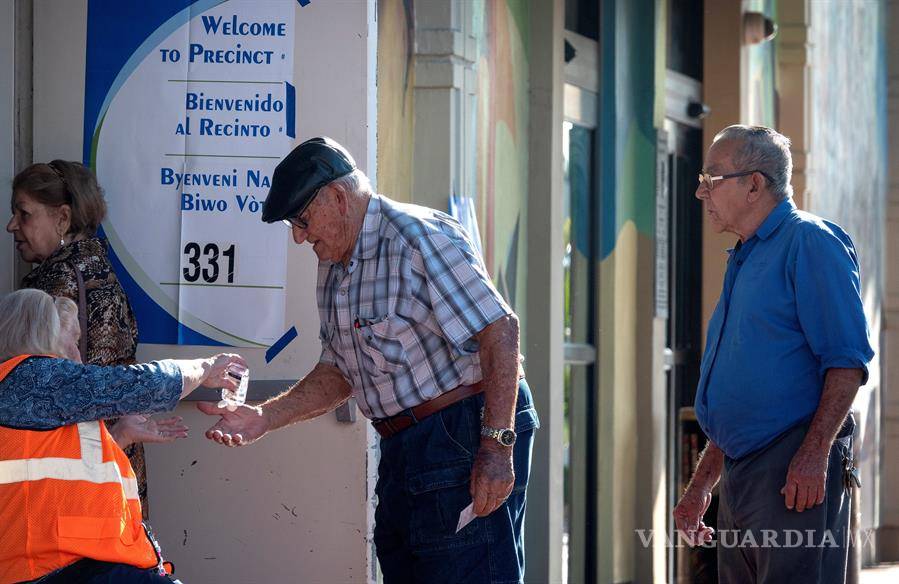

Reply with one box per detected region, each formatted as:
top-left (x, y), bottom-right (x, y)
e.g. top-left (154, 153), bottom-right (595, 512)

top-left (354, 314), bottom-right (390, 328)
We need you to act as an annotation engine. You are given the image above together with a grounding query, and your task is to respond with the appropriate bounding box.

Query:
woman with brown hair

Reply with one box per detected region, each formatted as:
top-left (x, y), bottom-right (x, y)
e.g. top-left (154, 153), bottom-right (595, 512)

top-left (6, 160), bottom-right (181, 518)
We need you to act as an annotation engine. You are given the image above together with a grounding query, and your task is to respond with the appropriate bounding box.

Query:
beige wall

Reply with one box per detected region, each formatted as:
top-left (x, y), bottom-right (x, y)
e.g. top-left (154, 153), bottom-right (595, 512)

top-left (144, 407), bottom-right (370, 583)
top-left (700, 1), bottom-right (743, 339)
top-left (26, 1), bottom-right (377, 582)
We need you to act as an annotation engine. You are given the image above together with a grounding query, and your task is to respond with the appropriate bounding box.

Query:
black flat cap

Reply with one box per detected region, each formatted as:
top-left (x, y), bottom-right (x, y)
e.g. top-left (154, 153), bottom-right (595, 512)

top-left (262, 136), bottom-right (356, 223)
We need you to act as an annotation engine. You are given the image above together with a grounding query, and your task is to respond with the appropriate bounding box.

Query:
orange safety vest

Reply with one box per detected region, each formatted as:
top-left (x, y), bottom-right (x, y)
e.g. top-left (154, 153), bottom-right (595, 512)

top-left (0, 355), bottom-right (160, 583)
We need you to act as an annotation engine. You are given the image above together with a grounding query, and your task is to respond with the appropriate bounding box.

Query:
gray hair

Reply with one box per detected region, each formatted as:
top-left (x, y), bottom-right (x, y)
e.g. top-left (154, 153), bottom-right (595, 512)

top-left (55, 295), bottom-right (79, 338)
top-left (0, 289), bottom-right (77, 360)
top-left (327, 169), bottom-right (372, 198)
top-left (713, 125), bottom-right (793, 201)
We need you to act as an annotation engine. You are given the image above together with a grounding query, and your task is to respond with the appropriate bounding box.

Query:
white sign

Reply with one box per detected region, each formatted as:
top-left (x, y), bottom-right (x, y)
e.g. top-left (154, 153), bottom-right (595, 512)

top-left (88, 1), bottom-right (294, 347)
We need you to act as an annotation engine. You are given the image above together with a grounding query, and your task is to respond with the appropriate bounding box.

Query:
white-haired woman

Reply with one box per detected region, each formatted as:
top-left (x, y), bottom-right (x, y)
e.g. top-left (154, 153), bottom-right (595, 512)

top-left (0, 288), bottom-right (245, 583)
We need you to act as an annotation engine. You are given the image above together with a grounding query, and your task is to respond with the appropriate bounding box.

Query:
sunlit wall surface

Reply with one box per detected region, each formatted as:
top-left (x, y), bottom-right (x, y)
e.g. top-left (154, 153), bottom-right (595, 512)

top-left (808, 0), bottom-right (887, 554)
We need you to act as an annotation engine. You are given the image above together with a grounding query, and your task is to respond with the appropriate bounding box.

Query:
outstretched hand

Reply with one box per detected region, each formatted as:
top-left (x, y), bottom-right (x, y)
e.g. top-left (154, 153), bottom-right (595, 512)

top-left (197, 401), bottom-right (269, 447)
top-left (110, 415), bottom-right (189, 449)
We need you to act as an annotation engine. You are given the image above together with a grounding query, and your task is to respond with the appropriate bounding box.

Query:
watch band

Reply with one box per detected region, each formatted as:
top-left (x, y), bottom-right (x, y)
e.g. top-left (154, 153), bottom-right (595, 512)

top-left (480, 425), bottom-right (516, 446)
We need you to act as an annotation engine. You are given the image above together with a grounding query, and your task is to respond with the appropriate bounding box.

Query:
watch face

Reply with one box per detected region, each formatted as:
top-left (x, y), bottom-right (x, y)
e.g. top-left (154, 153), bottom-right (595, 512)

top-left (499, 429), bottom-right (516, 447)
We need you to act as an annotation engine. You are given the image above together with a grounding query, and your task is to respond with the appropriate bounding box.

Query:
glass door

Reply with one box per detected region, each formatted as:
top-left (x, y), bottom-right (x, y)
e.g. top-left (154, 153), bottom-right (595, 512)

top-left (562, 121), bottom-right (597, 583)
top-left (562, 84), bottom-right (598, 584)
top-left (562, 3), bottom-right (599, 578)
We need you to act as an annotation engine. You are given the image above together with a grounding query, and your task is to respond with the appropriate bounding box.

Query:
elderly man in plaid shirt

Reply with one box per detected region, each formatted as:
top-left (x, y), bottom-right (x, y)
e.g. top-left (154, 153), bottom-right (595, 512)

top-left (200, 137), bottom-right (539, 584)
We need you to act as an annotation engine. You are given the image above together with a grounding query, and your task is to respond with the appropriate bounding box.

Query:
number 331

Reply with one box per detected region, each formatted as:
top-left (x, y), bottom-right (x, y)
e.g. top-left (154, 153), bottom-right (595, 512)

top-left (182, 242), bottom-right (235, 284)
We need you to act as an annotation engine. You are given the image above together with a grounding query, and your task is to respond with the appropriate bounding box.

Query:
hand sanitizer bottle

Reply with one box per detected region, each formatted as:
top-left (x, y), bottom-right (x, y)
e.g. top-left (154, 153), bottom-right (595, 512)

top-left (219, 363), bottom-right (249, 411)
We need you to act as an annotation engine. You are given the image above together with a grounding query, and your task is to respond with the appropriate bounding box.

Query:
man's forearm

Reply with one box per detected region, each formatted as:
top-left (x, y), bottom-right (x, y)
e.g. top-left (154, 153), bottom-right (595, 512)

top-left (261, 363), bottom-right (353, 431)
top-left (476, 315), bottom-right (521, 432)
top-left (801, 367), bottom-right (864, 453)
top-left (687, 442), bottom-right (724, 494)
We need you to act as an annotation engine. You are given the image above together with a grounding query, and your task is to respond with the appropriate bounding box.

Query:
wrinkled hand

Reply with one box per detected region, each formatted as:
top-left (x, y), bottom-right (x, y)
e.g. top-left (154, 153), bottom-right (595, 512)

top-left (781, 445), bottom-right (829, 512)
top-left (470, 443), bottom-right (514, 517)
top-left (673, 486), bottom-right (714, 546)
top-left (197, 401), bottom-right (269, 447)
top-left (110, 415), bottom-right (188, 449)
top-left (202, 353), bottom-right (248, 389)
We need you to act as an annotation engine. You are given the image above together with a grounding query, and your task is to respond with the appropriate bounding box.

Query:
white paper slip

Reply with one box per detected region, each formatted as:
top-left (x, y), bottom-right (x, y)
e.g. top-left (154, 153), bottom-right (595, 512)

top-left (455, 503), bottom-right (477, 534)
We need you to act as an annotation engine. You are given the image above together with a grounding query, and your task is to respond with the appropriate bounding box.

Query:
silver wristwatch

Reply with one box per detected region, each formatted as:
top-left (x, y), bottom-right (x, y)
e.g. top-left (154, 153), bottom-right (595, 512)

top-left (480, 425), bottom-right (517, 447)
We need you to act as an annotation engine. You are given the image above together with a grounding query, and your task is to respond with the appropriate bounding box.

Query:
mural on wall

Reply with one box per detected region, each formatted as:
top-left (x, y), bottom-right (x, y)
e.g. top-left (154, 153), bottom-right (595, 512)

top-left (599, 0), bottom-right (658, 262)
top-left (376, 0), bottom-right (415, 204)
top-left (376, 0), bottom-right (531, 313)
top-left (475, 0), bottom-right (530, 310)
top-left (595, 2), bottom-right (661, 580)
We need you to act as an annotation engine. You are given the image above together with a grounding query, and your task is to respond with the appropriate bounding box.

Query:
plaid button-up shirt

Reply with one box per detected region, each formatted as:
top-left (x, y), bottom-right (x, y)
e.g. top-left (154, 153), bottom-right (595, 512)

top-left (317, 194), bottom-right (513, 419)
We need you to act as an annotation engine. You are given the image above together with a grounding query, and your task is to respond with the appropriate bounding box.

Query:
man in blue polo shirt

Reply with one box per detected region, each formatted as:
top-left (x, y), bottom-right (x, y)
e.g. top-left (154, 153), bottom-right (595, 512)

top-left (672, 125), bottom-right (874, 583)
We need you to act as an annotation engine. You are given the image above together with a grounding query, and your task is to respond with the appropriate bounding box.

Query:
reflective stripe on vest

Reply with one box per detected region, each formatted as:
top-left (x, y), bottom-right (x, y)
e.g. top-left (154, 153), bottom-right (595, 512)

top-left (0, 355), bottom-right (157, 582)
top-left (0, 421), bottom-right (139, 499)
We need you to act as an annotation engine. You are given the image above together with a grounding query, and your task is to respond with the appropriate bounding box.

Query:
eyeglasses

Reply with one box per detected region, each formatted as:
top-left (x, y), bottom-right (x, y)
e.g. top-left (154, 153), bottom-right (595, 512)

top-left (697, 170), bottom-right (773, 193)
top-left (282, 210), bottom-right (311, 230)
top-left (281, 186), bottom-right (324, 230)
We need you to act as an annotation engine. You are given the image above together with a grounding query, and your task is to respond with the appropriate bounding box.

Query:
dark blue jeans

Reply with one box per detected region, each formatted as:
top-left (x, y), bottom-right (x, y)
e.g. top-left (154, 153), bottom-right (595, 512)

top-left (25, 560), bottom-right (176, 583)
top-left (374, 380), bottom-right (539, 584)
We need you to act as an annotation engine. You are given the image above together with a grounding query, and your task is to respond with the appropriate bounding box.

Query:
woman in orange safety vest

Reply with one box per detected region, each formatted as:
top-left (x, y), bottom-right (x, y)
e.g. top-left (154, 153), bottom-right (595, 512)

top-left (0, 289), bottom-right (245, 583)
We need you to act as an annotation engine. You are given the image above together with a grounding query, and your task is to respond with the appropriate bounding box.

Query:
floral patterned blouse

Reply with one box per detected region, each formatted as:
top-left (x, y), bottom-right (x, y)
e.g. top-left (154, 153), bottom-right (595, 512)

top-left (0, 357), bottom-right (182, 429)
top-left (22, 237), bottom-right (139, 365)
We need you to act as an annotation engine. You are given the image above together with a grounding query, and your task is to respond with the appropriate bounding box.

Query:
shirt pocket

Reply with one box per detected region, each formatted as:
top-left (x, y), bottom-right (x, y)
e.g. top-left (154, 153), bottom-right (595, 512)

top-left (356, 313), bottom-right (412, 374)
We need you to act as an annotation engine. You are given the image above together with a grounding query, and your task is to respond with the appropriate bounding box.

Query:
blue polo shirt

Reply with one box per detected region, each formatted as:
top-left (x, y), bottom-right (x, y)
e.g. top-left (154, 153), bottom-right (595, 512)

top-left (694, 199), bottom-right (874, 459)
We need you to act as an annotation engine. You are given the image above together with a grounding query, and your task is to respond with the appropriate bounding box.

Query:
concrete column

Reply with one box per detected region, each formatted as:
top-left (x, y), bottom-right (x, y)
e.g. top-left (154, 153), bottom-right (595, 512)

top-left (523, 0), bottom-right (565, 582)
top-left (11, 0), bottom-right (33, 287)
top-left (410, 1), bottom-right (474, 211)
top-left (1, 0), bottom-right (17, 295)
top-left (881, 0), bottom-right (899, 563)
top-left (776, 0), bottom-right (811, 210)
